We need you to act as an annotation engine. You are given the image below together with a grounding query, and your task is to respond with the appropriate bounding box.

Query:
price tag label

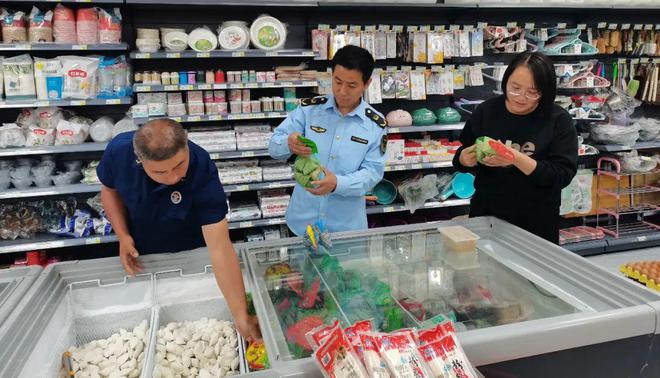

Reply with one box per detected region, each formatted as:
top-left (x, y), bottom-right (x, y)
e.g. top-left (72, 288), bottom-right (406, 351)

top-left (188, 116), bottom-right (202, 122)
top-left (266, 51), bottom-right (278, 57)
top-left (232, 51), bottom-right (246, 57)
top-left (197, 52), bottom-right (211, 58)
top-left (383, 206), bottom-right (395, 213)
top-left (171, 117), bottom-right (182, 123)
top-left (14, 44), bottom-right (31, 50)
top-left (198, 84), bottom-right (212, 90)
top-left (261, 82), bottom-right (275, 88)
top-left (597, 22), bottom-right (607, 29)
top-left (72, 44), bottom-right (88, 50)
top-left (134, 53), bottom-right (150, 59)
top-left (449, 25), bottom-right (461, 31)
top-left (645, 24), bottom-right (654, 30)
top-left (209, 115), bottom-right (222, 121)
top-left (411, 164), bottom-right (423, 169)
top-left (166, 52), bottom-right (181, 58)
top-left (240, 222), bottom-right (253, 228)
top-left (246, 83), bottom-right (258, 88)
top-left (608, 23), bottom-right (618, 30)
top-left (229, 84), bottom-right (242, 89)
top-left (76, 0), bottom-right (93, 3)
top-left (106, 99), bottom-right (121, 105)
top-left (237, 185), bottom-right (249, 191)
top-left (577, 24), bottom-right (587, 30)
top-left (638, 236), bottom-right (648, 242)
top-left (557, 23), bottom-right (567, 29)
top-left (389, 128), bottom-right (400, 133)
top-left (621, 24), bottom-right (631, 30)
top-left (506, 22), bottom-right (517, 28)
top-left (35, 101), bottom-right (50, 107)
top-left (213, 84), bottom-right (227, 90)
top-left (164, 85), bottom-right (178, 91)
top-left (85, 237), bottom-right (102, 245)
top-left (464, 25), bottom-right (475, 32)
top-left (268, 219), bottom-right (283, 225)
top-left (242, 151), bottom-right (255, 157)
top-left (525, 23), bottom-right (535, 30)
top-left (136, 85), bottom-right (151, 92)
top-left (71, 100), bottom-right (86, 106)
top-left (180, 85), bottom-right (194, 90)
top-left (209, 153), bottom-right (220, 160)
top-left (281, 82), bottom-right (294, 86)
top-left (477, 22), bottom-right (488, 29)
top-left (634, 24), bottom-right (644, 30)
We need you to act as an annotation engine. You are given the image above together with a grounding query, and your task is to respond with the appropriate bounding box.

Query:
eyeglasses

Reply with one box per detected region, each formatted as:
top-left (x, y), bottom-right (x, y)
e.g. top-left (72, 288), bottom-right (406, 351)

top-left (507, 88), bottom-right (541, 101)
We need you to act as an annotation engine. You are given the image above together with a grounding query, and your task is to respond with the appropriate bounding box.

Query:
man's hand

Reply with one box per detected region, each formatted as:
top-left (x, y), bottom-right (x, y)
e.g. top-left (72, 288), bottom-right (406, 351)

top-left (307, 169), bottom-right (337, 196)
top-left (459, 145), bottom-right (478, 168)
top-left (287, 132), bottom-right (312, 157)
top-left (119, 235), bottom-right (142, 276)
top-left (235, 313), bottom-right (262, 343)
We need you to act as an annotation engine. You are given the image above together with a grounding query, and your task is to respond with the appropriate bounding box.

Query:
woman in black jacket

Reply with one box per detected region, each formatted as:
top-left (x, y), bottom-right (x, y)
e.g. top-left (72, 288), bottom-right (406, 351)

top-left (452, 51), bottom-right (578, 243)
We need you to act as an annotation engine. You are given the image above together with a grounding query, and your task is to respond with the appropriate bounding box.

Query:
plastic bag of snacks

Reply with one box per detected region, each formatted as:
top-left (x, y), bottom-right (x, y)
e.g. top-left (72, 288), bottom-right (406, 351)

top-left (35, 107), bottom-right (64, 129)
top-left (76, 8), bottom-right (98, 44)
top-left (314, 326), bottom-right (369, 378)
top-left (34, 58), bottom-right (63, 100)
top-left (0, 123), bottom-right (27, 148)
top-left (61, 56), bottom-right (99, 99)
top-left (98, 55), bottom-right (130, 98)
top-left (53, 4), bottom-right (75, 44)
top-left (359, 333), bottom-right (391, 378)
top-left (98, 8), bottom-right (121, 44)
top-left (88, 116), bottom-right (114, 142)
top-left (3, 54), bottom-right (36, 100)
top-left (55, 116), bottom-right (91, 145)
top-left (1, 9), bottom-right (27, 43)
top-left (16, 109), bottom-right (36, 128)
top-left (28, 6), bottom-right (53, 43)
top-left (376, 330), bottom-right (430, 378)
top-left (26, 126), bottom-right (56, 146)
top-left (307, 320), bottom-right (341, 351)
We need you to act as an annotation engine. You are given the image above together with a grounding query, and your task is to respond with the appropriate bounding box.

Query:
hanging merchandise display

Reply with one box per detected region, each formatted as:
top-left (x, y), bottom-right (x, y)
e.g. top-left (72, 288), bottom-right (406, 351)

top-left (560, 169), bottom-right (594, 215)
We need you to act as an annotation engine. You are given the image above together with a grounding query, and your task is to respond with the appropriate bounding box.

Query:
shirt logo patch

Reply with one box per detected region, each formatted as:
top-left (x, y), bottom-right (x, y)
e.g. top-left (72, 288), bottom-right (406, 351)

top-left (171, 191), bottom-right (182, 205)
top-left (350, 136), bottom-right (369, 145)
top-left (310, 126), bottom-right (327, 133)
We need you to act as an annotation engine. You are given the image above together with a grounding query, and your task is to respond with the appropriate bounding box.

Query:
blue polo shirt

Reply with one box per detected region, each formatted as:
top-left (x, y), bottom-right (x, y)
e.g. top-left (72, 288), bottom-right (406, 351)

top-left (97, 131), bottom-right (228, 254)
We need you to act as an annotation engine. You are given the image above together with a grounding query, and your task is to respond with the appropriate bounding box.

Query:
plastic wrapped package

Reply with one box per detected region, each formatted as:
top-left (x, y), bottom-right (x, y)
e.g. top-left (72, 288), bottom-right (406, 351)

top-left (97, 55), bottom-right (129, 98)
top-left (633, 117), bottom-right (660, 141)
top-left (61, 56), bottom-right (99, 99)
top-left (590, 124), bottom-right (640, 146)
top-left (48, 209), bottom-right (93, 238)
top-left (0, 123), bottom-right (27, 148)
top-left (35, 107), bottom-right (64, 129)
top-left (81, 160), bottom-right (100, 184)
top-left (28, 7), bottom-right (53, 43)
top-left (0, 203), bottom-right (41, 240)
top-left (76, 8), bottom-right (98, 44)
top-left (52, 170), bottom-right (80, 186)
top-left (16, 109), bottom-right (36, 128)
top-left (25, 126), bottom-right (56, 146)
top-left (3, 54), bottom-right (36, 100)
top-left (98, 8), bottom-right (121, 44)
top-left (112, 117), bottom-right (138, 138)
top-left (398, 174), bottom-right (439, 213)
top-left (53, 4), bottom-right (76, 44)
top-left (88, 116), bottom-right (113, 142)
top-left (618, 150), bottom-right (658, 173)
top-left (34, 58), bottom-right (63, 100)
top-left (55, 116), bottom-right (91, 145)
top-left (1, 9), bottom-right (27, 43)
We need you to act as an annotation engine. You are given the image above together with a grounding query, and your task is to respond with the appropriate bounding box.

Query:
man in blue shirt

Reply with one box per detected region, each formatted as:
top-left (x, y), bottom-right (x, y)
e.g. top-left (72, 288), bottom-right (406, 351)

top-left (269, 45), bottom-right (387, 236)
top-left (97, 119), bottom-right (260, 341)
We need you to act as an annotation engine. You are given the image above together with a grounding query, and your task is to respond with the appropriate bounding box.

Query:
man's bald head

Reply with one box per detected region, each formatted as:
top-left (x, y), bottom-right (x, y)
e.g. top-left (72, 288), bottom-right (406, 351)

top-left (133, 118), bottom-right (188, 162)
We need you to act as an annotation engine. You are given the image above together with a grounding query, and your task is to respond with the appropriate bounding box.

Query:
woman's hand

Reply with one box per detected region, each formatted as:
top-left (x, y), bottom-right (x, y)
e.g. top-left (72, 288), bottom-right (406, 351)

top-left (483, 142), bottom-right (517, 168)
top-left (459, 145), bottom-right (478, 168)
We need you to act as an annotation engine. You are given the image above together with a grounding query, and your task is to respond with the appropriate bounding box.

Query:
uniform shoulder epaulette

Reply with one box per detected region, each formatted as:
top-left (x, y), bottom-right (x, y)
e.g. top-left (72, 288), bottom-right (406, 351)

top-left (300, 96), bottom-right (328, 107)
top-left (365, 108), bottom-right (387, 129)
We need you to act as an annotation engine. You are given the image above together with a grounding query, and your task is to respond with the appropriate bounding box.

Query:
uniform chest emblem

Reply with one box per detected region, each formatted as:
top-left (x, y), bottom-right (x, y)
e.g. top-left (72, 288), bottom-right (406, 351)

top-left (310, 126), bottom-right (327, 133)
top-left (171, 191), bottom-right (182, 204)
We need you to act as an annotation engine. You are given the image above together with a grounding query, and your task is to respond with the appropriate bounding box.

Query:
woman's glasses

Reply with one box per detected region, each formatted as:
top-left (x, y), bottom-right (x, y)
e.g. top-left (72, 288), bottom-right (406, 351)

top-left (507, 88), bottom-right (541, 100)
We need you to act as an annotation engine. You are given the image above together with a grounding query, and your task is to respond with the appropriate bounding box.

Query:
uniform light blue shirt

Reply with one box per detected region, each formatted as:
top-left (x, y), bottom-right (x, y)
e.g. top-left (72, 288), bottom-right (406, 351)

top-left (269, 95), bottom-right (386, 236)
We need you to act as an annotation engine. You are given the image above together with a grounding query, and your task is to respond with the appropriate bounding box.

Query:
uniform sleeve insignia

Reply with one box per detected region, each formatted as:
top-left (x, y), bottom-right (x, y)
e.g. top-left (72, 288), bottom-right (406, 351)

top-left (365, 108), bottom-right (387, 128)
top-left (380, 134), bottom-right (388, 155)
top-left (301, 96), bottom-right (329, 107)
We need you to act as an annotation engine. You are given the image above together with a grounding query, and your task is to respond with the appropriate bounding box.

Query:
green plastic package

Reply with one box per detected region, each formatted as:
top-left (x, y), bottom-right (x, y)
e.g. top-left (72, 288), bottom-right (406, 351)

top-left (434, 107), bottom-right (462, 124)
top-left (412, 108), bottom-right (437, 126)
top-left (475, 136), bottom-right (498, 164)
top-left (294, 136), bottom-right (325, 188)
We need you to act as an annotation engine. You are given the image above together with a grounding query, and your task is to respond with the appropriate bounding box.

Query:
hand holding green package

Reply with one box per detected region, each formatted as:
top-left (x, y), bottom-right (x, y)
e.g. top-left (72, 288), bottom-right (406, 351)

top-left (475, 136), bottom-right (515, 164)
top-left (293, 136), bottom-right (325, 188)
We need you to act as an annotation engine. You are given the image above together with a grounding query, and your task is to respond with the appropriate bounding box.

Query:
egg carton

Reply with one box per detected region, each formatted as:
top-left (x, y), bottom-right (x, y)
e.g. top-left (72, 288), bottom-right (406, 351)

top-left (620, 261), bottom-right (660, 292)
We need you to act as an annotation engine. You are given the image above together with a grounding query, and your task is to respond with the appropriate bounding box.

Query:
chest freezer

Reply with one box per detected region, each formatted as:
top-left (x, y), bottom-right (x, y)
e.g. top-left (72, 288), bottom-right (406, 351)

top-left (242, 216), bottom-right (660, 377)
top-left (0, 266), bottom-right (41, 329)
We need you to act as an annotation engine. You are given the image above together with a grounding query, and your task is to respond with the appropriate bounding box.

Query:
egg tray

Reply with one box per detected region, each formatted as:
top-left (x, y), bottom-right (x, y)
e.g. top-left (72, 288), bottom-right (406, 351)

top-left (619, 261), bottom-right (660, 292)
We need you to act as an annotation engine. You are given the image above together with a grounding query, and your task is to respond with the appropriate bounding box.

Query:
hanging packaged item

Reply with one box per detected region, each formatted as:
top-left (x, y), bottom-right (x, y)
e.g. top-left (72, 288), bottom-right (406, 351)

top-left (3, 54), bottom-right (36, 100)
top-left (34, 58), bottom-right (63, 100)
top-left (471, 28), bottom-right (484, 57)
top-left (53, 4), bottom-right (76, 44)
top-left (28, 7), bottom-right (53, 43)
top-left (427, 32), bottom-right (444, 64)
top-left (395, 71), bottom-right (411, 99)
top-left (386, 30), bottom-right (397, 59)
top-left (453, 68), bottom-right (465, 90)
top-left (1, 9), bottom-right (27, 43)
top-left (98, 8), bottom-right (121, 44)
top-left (381, 71), bottom-right (396, 99)
top-left (330, 31), bottom-right (347, 60)
top-left (312, 29), bottom-right (330, 60)
top-left (413, 32), bottom-right (427, 63)
top-left (61, 56), bottom-right (99, 99)
top-left (313, 327), bottom-right (369, 378)
top-left (458, 30), bottom-right (471, 57)
top-left (374, 30), bottom-right (387, 60)
top-left (361, 31), bottom-right (376, 59)
top-left (366, 68), bottom-right (383, 105)
top-left (76, 8), bottom-right (99, 45)
top-left (410, 70), bottom-right (427, 101)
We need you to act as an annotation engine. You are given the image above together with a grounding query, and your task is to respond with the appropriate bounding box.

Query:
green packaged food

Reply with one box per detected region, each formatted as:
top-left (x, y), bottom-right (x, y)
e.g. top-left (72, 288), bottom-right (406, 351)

top-left (434, 107), bottom-right (462, 124)
top-left (412, 108), bottom-right (437, 126)
top-left (294, 136), bottom-right (325, 188)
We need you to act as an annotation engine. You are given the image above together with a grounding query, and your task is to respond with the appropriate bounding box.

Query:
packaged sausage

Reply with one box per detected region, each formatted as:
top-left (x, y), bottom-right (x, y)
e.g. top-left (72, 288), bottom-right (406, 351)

top-left (376, 330), bottom-right (430, 378)
top-left (359, 333), bottom-right (391, 378)
top-left (313, 327), bottom-right (369, 378)
top-left (306, 320), bottom-right (341, 351)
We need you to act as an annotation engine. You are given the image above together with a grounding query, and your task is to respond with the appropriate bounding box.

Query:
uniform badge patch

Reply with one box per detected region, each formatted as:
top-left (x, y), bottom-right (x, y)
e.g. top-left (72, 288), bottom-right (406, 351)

top-left (301, 96), bottom-right (329, 107)
top-left (310, 126), bottom-right (327, 133)
top-left (350, 136), bottom-right (368, 145)
top-left (171, 191), bottom-right (182, 204)
top-left (380, 134), bottom-right (388, 155)
top-left (365, 108), bottom-right (387, 128)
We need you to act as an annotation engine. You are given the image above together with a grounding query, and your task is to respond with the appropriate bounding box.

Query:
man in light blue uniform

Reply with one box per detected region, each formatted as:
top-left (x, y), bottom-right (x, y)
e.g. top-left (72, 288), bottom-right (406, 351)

top-left (269, 45), bottom-right (387, 236)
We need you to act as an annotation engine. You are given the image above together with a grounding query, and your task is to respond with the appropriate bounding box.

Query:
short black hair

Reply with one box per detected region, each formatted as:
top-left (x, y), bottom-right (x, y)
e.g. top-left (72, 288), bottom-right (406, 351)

top-left (501, 51), bottom-right (557, 115)
top-left (331, 45), bottom-right (375, 84)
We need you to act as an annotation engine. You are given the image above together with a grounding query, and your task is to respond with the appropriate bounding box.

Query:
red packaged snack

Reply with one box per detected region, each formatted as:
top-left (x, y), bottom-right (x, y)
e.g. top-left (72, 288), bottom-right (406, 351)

top-left (98, 8), bottom-right (121, 44)
top-left (419, 321), bottom-right (456, 346)
top-left (314, 327), bottom-right (369, 378)
top-left (344, 319), bottom-right (374, 362)
top-left (418, 335), bottom-right (478, 378)
top-left (376, 331), bottom-right (430, 378)
top-left (306, 320), bottom-right (341, 351)
top-left (359, 333), bottom-right (391, 378)
top-left (76, 8), bottom-right (98, 44)
top-left (53, 4), bottom-right (75, 44)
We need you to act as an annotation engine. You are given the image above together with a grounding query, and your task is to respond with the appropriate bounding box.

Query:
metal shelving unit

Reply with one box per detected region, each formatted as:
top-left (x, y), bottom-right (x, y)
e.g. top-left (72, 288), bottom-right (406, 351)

top-left (0, 143), bottom-right (108, 158)
top-left (134, 81), bottom-right (318, 92)
top-left (228, 217), bottom-right (286, 230)
top-left (0, 184), bottom-right (102, 200)
top-left (366, 198), bottom-right (470, 214)
top-left (130, 49), bottom-right (316, 60)
top-left (0, 234), bottom-right (118, 255)
top-left (0, 98), bottom-right (132, 109)
top-left (388, 123), bottom-right (465, 134)
top-left (223, 180), bottom-right (295, 193)
top-left (132, 112), bottom-right (288, 125)
top-left (384, 161), bottom-right (453, 172)
top-left (595, 141), bottom-right (660, 153)
top-left (208, 149), bottom-right (270, 160)
top-left (0, 43), bottom-right (128, 51)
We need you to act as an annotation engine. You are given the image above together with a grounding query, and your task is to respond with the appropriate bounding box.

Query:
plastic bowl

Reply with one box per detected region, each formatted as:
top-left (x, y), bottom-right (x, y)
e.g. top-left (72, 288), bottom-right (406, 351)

top-left (163, 31), bottom-right (189, 52)
top-left (250, 15), bottom-right (286, 50)
top-left (10, 166), bottom-right (31, 179)
top-left (136, 39), bottom-right (161, 53)
top-left (188, 28), bottom-right (218, 52)
top-left (372, 179), bottom-right (398, 205)
top-left (452, 173), bottom-right (475, 199)
top-left (218, 22), bottom-right (250, 50)
top-left (137, 28), bottom-right (159, 39)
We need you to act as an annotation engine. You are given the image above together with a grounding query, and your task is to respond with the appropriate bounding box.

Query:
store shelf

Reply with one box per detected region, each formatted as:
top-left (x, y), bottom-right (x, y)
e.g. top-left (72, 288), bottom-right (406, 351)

top-left (0, 43), bottom-right (128, 51)
top-left (0, 234), bottom-right (118, 255)
top-left (209, 149), bottom-right (270, 159)
top-left (595, 141), bottom-right (660, 153)
top-left (130, 49), bottom-right (316, 60)
top-left (134, 81), bottom-right (318, 92)
top-left (598, 221), bottom-right (660, 239)
top-left (0, 143), bottom-right (108, 157)
top-left (366, 198), bottom-right (470, 214)
top-left (0, 184), bottom-right (101, 200)
top-left (228, 217), bottom-right (286, 230)
top-left (132, 112), bottom-right (288, 125)
top-left (127, 0), bottom-right (316, 5)
top-left (598, 185), bottom-right (660, 198)
top-left (385, 161), bottom-right (453, 172)
top-left (387, 123), bottom-right (465, 134)
top-left (224, 180), bottom-right (295, 193)
top-left (0, 98), bottom-right (132, 109)
top-left (597, 204), bottom-right (659, 219)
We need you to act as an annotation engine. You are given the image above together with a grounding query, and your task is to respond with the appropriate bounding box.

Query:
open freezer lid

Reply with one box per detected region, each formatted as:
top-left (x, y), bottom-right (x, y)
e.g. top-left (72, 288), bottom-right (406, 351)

top-left (242, 216), bottom-right (660, 367)
top-left (0, 266), bottom-right (41, 329)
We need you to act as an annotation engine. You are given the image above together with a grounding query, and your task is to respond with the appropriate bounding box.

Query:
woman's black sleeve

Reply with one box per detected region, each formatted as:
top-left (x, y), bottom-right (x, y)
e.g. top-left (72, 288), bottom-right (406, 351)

top-left (452, 105), bottom-right (482, 172)
top-left (528, 110), bottom-right (578, 189)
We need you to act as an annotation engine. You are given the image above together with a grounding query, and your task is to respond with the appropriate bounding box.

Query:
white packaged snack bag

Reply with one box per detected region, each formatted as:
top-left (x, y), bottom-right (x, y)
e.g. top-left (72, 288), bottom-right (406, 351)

top-left (61, 56), bottom-right (99, 99)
